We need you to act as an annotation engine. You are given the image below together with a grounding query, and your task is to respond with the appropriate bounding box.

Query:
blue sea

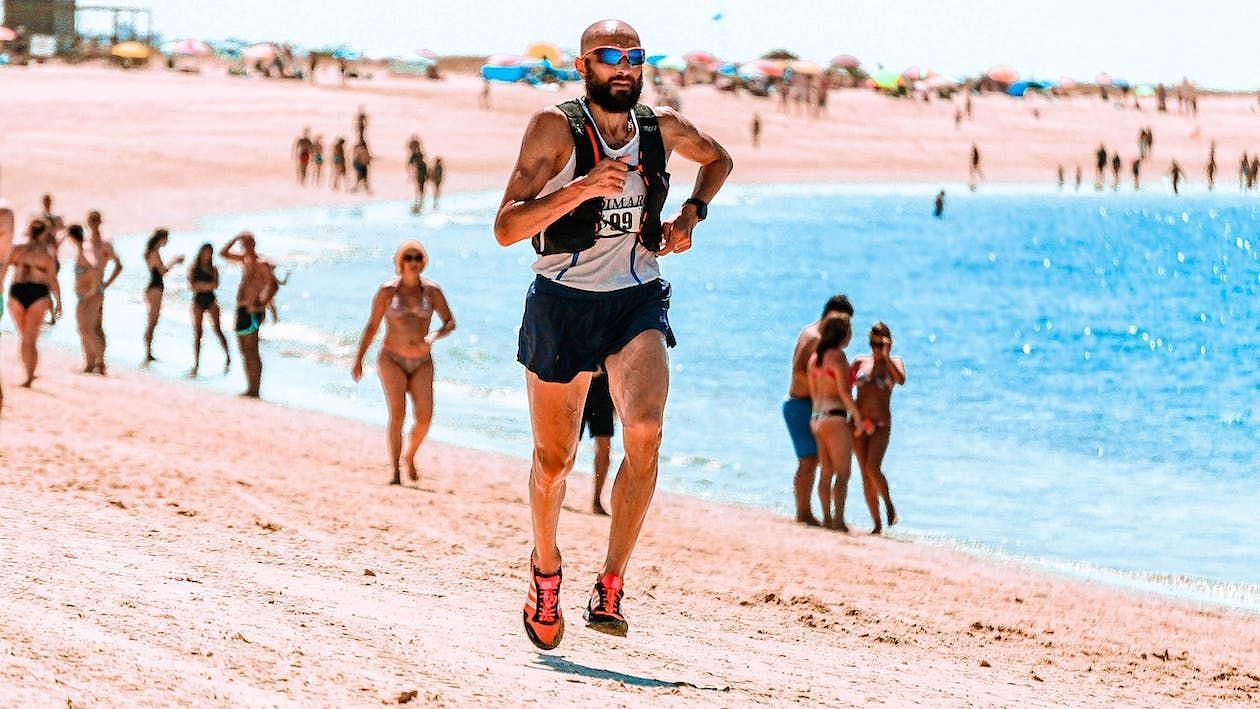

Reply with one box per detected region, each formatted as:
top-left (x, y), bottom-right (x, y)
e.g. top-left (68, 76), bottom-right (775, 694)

top-left (24, 183), bottom-right (1260, 609)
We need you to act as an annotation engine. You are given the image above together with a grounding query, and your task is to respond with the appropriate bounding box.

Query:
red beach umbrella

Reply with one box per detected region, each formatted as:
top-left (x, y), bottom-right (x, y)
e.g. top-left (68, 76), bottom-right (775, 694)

top-left (987, 65), bottom-right (1019, 83)
top-left (0, 26), bottom-right (17, 42)
top-left (830, 54), bottom-right (860, 69)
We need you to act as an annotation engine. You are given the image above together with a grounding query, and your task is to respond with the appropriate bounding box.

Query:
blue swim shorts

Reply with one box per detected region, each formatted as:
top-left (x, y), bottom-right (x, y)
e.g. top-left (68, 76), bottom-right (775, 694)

top-left (782, 396), bottom-right (816, 459)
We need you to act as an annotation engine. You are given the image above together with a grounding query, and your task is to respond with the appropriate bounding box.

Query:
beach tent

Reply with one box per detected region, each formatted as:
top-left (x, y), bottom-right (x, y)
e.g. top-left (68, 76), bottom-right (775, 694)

top-left (830, 54), bottom-right (860, 70)
top-left (0, 26), bottom-right (17, 42)
top-left (110, 41), bottom-right (152, 60)
top-left (526, 42), bottom-right (562, 63)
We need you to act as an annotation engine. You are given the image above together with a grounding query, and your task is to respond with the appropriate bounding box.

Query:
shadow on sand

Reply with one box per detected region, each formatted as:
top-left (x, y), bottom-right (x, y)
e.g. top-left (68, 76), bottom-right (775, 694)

top-left (533, 654), bottom-right (730, 692)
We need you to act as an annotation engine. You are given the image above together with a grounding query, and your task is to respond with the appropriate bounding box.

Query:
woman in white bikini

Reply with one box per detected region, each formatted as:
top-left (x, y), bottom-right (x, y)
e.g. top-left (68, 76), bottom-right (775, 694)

top-left (352, 240), bottom-right (456, 485)
top-left (806, 314), bottom-right (862, 531)
top-left (850, 322), bottom-right (906, 534)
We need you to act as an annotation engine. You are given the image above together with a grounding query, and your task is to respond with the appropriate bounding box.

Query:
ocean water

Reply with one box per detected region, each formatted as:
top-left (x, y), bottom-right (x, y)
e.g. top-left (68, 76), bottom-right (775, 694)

top-left (22, 183), bottom-right (1260, 607)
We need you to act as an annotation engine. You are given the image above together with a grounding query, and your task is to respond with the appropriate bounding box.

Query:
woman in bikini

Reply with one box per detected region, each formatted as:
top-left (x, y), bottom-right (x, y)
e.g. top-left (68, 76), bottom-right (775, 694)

top-left (141, 229), bottom-right (184, 363)
top-left (67, 224), bottom-right (101, 371)
top-left (352, 240), bottom-right (456, 485)
top-left (851, 322), bottom-right (906, 534)
top-left (4, 220), bottom-right (62, 387)
top-left (188, 243), bottom-right (231, 377)
top-left (806, 314), bottom-right (863, 531)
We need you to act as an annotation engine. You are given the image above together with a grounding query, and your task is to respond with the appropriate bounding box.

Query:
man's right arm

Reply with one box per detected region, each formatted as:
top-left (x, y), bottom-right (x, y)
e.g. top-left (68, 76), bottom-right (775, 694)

top-left (493, 109), bottom-right (628, 247)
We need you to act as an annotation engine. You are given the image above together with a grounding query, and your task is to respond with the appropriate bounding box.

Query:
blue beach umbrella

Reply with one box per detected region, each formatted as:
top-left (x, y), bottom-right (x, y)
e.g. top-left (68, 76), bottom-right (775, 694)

top-left (331, 46), bottom-right (361, 61)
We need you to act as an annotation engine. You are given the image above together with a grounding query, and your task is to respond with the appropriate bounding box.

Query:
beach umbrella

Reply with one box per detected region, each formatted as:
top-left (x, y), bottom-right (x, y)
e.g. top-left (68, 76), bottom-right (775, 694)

top-left (716, 62), bottom-right (739, 77)
top-left (870, 68), bottom-right (902, 90)
top-left (1058, 76), bottom-right (1077, 90)
top-left (830, 54), bottom-right (860, 69)
top-left (986, 65), bottom-right (1019, 83)
top-left (242, 43), bottom-right (278, 61)
top-left (739, 58), bottom-right (783, 78)
top-left (1110, 78), bottom-right (1131, 90)
top-left (525, 42), bottom-right (561, 63)
top-left (789, 60), bottom-right (824, 76)
top-left (1095, 72), bottom-right (1112, 87)
top-left (1135, 84), bottom-right (1155, 97)
top-left (110, 41), bottom-right (152, 60)
top-left (901, 66), bottom-right (930, 82)
top-left (168, 38), bottom-right (212, 57)
top-left (487, 53), bottom-right (522, 66)
top-left (0, 26), bottom-right (18, 42)
top-left (331, 46), bottom-right (361, 61)
top-left (653, 55), bottom-right (688, 72)
top-left (416, 48), bottom-right (439, 60)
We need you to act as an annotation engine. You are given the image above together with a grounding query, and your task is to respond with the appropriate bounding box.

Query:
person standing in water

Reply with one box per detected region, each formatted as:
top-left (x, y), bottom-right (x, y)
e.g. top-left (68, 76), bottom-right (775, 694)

top-left (352, 240), bottom-right (456, 485)
top-left (187, 243), bottom-right (231, 377)
top-left (4, 220), bottom-right (62, 388)
top-left (331, 137), bottom-right (348, 191)
top-left (1170, 161), bottom-right (1185, 194)
top-left (850, 322), bottom-right (905, 534)
top-left (429, 156), bottom-right (444, 210)
top-left (220, 232), bottom-right (274, 398)
top-left (141, 229), bottom-right (184, 364)
top-left (407, 138), bottom-right (428, 213)
top-left (83, 210), bottom-right (122, 374)
top-left (1206, 142), bottom-right (1217, 191)
top-left (933, 190), bottom-right (945, 217)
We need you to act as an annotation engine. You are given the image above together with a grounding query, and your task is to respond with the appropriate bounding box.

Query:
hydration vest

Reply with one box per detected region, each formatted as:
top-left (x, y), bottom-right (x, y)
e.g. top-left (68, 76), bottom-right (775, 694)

top-left (532, 99), bottom-right (670, 256)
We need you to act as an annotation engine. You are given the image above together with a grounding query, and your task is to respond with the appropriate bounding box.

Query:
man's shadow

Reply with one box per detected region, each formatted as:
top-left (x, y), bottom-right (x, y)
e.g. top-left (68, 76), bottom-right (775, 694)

top-left (532, 654), bottom-right (729, 692)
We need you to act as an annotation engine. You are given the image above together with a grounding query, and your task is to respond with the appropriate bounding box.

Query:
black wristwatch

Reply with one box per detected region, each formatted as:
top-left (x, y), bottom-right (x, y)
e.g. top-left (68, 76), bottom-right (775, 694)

top-left (682, 198), bottom-right (708, 221)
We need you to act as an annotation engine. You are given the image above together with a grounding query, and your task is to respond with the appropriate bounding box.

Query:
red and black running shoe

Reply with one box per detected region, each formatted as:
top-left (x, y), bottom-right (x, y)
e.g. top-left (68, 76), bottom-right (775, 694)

top-left (583, 572), bottom-right (629, 637)
top-left (523, 562), bottom-right (564, 650)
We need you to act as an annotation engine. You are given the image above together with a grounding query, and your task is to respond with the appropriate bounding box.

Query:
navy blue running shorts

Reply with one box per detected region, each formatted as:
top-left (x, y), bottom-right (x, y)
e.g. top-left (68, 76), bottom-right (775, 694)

top-left (517, 275), bottom-right (676, 384)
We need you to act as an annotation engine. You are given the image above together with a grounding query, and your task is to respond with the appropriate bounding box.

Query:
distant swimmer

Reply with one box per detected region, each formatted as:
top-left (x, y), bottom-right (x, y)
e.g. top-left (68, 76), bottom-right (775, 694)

top-left (785, 294), bottom-right (854, 527)
top-left (141, 229), bottom-right (184, 364)
top-left (1240, 152), bottom-right (1249, 191)
top-left (582, 369), bottom-right (617, 515)
top-left (3, 220), bottom-right (62, 388)
top-left (751, 112), bottom-right (761, 148)
top-left (1131, 158), bottom-right (1142, 191)
top-left (493, 18), bottom-right (732, 650)
top-left (806, 314), bottom-right (862, 531)
top-left (1170, 161), bottom-right (1184, 195)
top-left (1207, 142), bottom-right (1217, 191)
top-left (429, 156), bottom-right (444, 210)
top-left (933, 190), bottom-right (945, 218)
top-left (850, 322), bottom-right (906, 534)
top-left (351, 240), bottom-right (455, 485)
top-left (1111, 153), bottom-right (1122, 191)
top-left (1094, 144), bottom-right (1107, 190)
top-left (968, 143), bottom-right (983, 189)
top-left (1074, 164), bottom-right (1082, 191)
top-left (187, 243), bottom-right (231, 377)
top-left (220, 232), bottom-right (275, 398)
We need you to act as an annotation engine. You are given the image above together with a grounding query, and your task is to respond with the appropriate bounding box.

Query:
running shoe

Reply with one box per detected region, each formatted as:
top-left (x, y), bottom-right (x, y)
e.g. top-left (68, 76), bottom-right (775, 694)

top-left (523, 562), bottom-right (564, 650)
top-left (583, 572), bottom-right (629, 637)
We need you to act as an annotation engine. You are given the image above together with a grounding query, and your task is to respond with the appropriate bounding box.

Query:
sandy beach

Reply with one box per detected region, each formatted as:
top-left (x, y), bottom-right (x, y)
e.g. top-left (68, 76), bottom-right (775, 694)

top-left (3, 63), bottom-right (1260, 705)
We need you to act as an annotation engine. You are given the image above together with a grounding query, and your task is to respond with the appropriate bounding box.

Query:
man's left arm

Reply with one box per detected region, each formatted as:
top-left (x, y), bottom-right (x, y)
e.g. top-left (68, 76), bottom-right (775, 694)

top-left (655, 108), bottom-right (734, 256)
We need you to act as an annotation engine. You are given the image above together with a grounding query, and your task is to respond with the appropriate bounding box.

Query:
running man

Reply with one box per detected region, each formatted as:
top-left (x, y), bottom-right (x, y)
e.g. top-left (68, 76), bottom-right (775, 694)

top-left (785, 294), bottom-right (853, 526)
top-left (494, 19), bottom-right (732, 650)
top-left (220, 232), bottom-right (275, 398)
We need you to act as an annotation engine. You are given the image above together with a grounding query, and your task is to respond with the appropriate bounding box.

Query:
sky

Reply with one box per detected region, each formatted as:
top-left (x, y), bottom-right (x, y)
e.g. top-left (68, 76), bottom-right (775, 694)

top-left (8, 0), bottom-right (1259, 90)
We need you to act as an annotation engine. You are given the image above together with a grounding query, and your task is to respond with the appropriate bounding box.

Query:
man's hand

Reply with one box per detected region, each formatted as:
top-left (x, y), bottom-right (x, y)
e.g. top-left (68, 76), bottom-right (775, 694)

top-left (656, 209), bottom-right (699, 256)
top-left (578, 158), bottom-right (632, 199)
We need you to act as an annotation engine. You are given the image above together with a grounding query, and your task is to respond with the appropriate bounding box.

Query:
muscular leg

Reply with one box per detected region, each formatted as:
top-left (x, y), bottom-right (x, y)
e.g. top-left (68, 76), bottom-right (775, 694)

top-left (592, 435), bottom-right (611, 515)
top-left (866, 426), bottom-right (897, 527)
top-left (143, 288), bottom-right (161, 361)
top-left (601, 330), bottom-right (669, 578)
top-left (403, 359), bottom-right (435, 481)
top-left (794, 454), bottom-right (820, 525)
top-left (525, 369), bottom-right (591, 575)
top-left (18, 299), bottom-right (51, 386)
top-left (377, 352), bottom-right (408, 484)
top-left (239, 331), bottom-right (261, 397)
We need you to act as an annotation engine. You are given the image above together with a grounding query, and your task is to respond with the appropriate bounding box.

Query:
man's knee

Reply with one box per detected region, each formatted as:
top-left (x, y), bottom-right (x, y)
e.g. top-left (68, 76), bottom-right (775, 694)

top-left (533, 442), bottom-right (577, 485)
top-left (620, 408), bottom-right (664, 449)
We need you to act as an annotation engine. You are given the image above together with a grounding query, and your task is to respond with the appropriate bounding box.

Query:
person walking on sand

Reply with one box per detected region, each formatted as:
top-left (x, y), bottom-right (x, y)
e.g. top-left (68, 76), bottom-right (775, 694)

top-left (1132, 158), bottom-right (1142, 191)
top-left (355, 106), bottom-right (369, 147)
top-left (4, 220), bottom-right (62, 388)
top-left (1094, 144), bottom-right (1108, 190)
top-left (494, 19), bottom-right (732, 650)
top-left (969, 143), bottom-right (982, 189)
top-left (1111, 153), bottom-right (1122, 191)
top-left (1057, 165), bottom-right (1065, 190)
top-left (785, 294), bottom-right (853, 526)
top-left (351, 240), bottom-right (456, 485)
top-left (407, 138), bottom-right (428, 213)
top-left (806, 314), bottom-right (862, 531)
top-left (582, 369), bottom-right (617, 516)
top-left (293, 128), bottom-right (314, 185)
top-left (187, 243), bottom-right (231, 377)
top-left (311, 135), bottom-right (325, 186)
top-left (429, 157), bottom-right (444, 210)
top-left (83, 210), bottom-right (122, 374)
top-left (350, 141), bottom-right (373, 194)
top-left (141, 229), bottom-right (184, 364)
top-left (933, 190), bottom-right (945, 218)
top-left (751, 112), bottom-right (761, 148)
top-left (1074, 165), bottom-right (1082, 191)
top-left (1207, 142), bottom-right (1217, 191)
top-left (331, 137), bottom-right (348, 191)
top-left (850, 322), bottom-right (905, 534)
top-left (220, 232), bottom-right (274, 398)
top-left (1240, 152), bottom-right (1249, 192)
top-left (1170, 161), bottom-right (1184, 195)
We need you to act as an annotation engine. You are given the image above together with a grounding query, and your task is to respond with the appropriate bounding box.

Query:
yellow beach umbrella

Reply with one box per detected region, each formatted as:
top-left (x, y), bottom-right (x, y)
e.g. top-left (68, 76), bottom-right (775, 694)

top-left (525, 42), bottom-right (562, 63)
top-left (110, 41), bottom-right (152, 60)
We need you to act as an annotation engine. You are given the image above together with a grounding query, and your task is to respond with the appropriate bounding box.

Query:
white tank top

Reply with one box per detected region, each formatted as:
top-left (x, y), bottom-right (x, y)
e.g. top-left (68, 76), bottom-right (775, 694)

top-left (531, 102), bottom-right (661, 292)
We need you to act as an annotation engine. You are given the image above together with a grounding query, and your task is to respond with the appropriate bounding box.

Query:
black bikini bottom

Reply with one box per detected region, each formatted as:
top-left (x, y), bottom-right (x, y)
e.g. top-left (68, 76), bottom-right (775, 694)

top-left (9, 282), bottom-right (50, 309)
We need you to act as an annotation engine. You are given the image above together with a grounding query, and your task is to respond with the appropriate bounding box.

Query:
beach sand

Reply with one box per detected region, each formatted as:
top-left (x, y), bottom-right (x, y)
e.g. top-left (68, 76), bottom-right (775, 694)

top-left (2, 63), bottom-right (1260, 705)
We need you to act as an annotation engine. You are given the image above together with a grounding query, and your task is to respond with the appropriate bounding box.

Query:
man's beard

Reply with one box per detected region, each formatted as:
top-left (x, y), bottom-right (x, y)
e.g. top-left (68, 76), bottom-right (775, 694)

top-left (586, 74), bottom-right (643, 113)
